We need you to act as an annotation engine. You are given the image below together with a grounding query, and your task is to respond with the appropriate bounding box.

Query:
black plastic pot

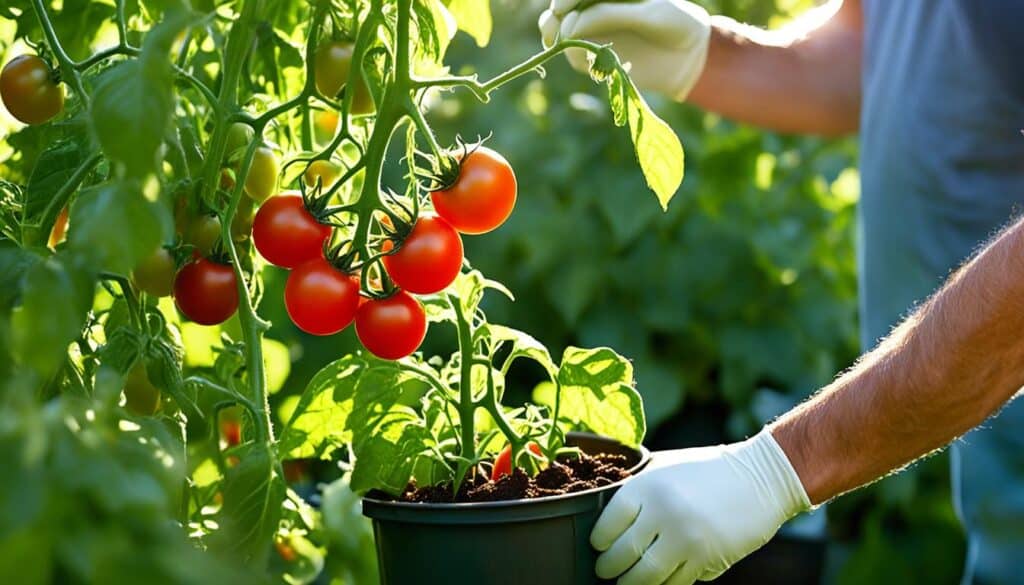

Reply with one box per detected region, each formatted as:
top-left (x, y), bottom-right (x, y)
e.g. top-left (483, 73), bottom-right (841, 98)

top-left (362, 432), bottom-right (651, 585)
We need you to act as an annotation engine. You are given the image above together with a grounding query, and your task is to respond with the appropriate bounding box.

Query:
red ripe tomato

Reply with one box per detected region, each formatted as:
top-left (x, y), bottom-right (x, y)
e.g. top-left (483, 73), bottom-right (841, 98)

top-left (1, 55), bottom-right (64, 125)
top-left (431, 147), bottom-right (517, 235)
top-left (382, 214), bottom-right (463, 294)
top-left (253, 194), bottom-right (332, 269)
top-left (491, 442), bottom-right (543, 481)
top-left (355, 291), bottom-right (427, 360)
top-left (173, 257), bottom-right (239, 325)
top-left (48, 205), bottom-right (69, 249)
top-left (221, 419), bottom-right (242, 447)
top-left (285, 257), bottom-right (360, 335)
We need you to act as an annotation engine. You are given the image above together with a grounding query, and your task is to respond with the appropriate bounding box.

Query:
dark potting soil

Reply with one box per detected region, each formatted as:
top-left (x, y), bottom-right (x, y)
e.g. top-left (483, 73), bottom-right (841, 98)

top-left (392, 453), bottom-right (632, 504)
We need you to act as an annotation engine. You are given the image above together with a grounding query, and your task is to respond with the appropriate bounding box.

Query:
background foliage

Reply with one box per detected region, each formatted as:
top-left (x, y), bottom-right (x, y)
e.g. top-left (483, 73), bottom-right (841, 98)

top-left (0, 0), bottom-right (964, 583)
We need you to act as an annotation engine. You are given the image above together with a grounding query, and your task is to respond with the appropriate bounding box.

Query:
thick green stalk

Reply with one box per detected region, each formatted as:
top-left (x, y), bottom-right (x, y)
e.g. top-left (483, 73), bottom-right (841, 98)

top-left (199, 0), bottom-right (274, 443)
top-left (452, 298), bottom-right (477, 464)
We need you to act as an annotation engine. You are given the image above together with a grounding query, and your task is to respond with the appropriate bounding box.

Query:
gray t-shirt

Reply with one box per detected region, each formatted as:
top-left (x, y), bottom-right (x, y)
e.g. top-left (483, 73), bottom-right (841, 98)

top-left (861, 1), bottom-right (1024, 582)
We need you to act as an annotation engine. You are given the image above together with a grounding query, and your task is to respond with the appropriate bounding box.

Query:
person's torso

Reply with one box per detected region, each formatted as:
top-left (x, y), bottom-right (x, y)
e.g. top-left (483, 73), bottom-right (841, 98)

top-left (859, 2), bottom-right (1024, 582)
top-left (860, 0), bottom-right (1024, 346)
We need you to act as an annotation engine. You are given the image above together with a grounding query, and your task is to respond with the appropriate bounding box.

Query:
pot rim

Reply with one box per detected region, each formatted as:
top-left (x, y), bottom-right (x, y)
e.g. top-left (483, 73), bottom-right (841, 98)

top-left (362, 432), bottom-right (651, 512)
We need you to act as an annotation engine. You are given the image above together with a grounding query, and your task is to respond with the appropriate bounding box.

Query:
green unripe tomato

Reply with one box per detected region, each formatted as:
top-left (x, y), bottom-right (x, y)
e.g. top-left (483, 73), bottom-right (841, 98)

top-left (244, 146), bottom-right (279, 203)
top-left (187, 214), bottom-right (222, 257)
top-left (132, 247), bottom-right (176, 297)
top-left (124, 361), bottom-right (161, 416)
top-left (225, 122), bottom-right (255, 161)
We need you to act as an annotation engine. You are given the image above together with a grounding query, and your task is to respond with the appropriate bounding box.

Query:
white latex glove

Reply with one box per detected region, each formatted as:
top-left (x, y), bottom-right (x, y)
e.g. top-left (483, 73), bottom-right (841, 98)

top-left (590, 428), bottom-right (812, 584)
top-left (538, 0), bottom-right (712, 101)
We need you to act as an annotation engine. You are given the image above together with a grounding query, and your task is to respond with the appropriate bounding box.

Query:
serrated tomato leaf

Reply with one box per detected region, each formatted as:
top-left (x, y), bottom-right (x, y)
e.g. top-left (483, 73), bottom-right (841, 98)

top-left (445, 0), bottom-right (492, 47)
top-left (604, 69), bottom-right (684, 211)
top-left (535, 346), bottom-right (646, 448)
top-left (69, 181), bottom-right (169, 274)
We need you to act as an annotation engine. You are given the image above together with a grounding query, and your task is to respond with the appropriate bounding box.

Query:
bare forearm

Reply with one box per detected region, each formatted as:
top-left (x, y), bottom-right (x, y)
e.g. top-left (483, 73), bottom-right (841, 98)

top-left (688, 1), bottom-right (861, 136)
top-left (773, 217), bottom-right (1024, 504)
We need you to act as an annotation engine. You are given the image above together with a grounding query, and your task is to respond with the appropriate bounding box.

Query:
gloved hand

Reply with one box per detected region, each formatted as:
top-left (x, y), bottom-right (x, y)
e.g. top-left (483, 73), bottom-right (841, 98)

top-left (591, 428), bottom-right (811, 584)
top-left (538, 0), bottom-right (712, 101)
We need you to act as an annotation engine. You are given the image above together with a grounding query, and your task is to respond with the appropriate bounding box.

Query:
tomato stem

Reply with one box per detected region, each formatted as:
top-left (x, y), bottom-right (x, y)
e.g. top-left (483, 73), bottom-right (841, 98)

top-left (28, 0), bottom-right (89, 105)
top-left (451, 295), bottom-right (478, 473)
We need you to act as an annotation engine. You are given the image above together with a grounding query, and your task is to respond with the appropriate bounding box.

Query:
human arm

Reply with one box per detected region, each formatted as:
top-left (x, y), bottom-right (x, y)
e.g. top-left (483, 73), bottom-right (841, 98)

top-left (540, 0), bottom-right (862, 136)
top-left (592, 216), bottom-right (1024, 585)
top-left (773, 214), bottom-right (1024, 503)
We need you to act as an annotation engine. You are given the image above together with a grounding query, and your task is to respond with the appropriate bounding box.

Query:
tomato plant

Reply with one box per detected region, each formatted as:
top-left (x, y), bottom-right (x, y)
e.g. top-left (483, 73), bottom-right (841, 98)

top-left (0, 0), bottom-right (684, 581)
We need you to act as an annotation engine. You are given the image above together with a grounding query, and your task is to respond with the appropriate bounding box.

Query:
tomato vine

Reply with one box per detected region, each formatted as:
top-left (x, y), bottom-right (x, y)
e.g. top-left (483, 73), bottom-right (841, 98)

top-left (2, 0), bottom-right (683, 577)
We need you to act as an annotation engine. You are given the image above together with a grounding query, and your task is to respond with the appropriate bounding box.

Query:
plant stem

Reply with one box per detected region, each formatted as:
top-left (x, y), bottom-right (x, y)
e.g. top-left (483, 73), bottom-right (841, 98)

top-left (451, 296), bottom-right (477, 465)
top-left (197, 0), bottom-right (274, 444)
top-left (29, 0), bottom-right (89, 104)
top-left (412, 39), bottom-right (609, 101)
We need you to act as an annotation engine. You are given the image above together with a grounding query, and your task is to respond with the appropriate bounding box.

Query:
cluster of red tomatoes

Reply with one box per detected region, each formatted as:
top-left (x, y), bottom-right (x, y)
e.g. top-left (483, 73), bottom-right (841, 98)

top-left (256, 145), bottom-right (517, 360)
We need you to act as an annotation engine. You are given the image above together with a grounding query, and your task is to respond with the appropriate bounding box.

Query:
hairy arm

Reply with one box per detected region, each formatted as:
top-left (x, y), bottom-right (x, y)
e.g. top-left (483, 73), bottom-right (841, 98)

top-left (688, 0), bottom-right (862, 136)
top-left (773, 216), bottom-right (1024, 504)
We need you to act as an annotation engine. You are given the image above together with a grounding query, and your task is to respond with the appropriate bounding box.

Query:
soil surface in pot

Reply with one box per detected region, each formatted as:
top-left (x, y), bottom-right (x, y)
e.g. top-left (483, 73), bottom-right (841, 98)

top-left (393, 453), bottom-right (632, 503)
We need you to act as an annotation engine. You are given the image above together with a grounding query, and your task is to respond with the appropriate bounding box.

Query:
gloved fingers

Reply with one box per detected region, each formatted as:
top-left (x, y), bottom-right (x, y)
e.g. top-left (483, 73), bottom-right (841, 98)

top-left (558, 12), bottom-right (593, 72)
top-left (590, 489), bottom-right (642, 551)
top-left (551, 0), bottom-right (582, 17)
top-left (594, 509), bottom-right (658, 578)
top-left (616, 539), bottom-right (680, 585)
top-left (568, 2), bottom-right (692, 44)
top-left (538, 9), bottom-right (560, 48)
top-left (665, 562), bottom-right (701, 585)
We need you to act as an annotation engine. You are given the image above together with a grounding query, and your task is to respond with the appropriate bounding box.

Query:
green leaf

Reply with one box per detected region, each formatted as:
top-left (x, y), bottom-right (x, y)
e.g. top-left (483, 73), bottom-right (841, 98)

top-left (145, 337), bottom-right (194, 413)
top-left (445, 0), bottom-right (492, 47)
top-left (100, 326), bottom-right (146, 374)
top-left (69, 181), bottom-right (168, 274)
top-left (535, 347), bottom-right (646, 447)
top-left (212, 443), bottom-right (285, 565)
top-left (11, 255), bottom-right (95, 375)
top-left (349, 414), bottom-right (431, 495)
top-left (89, 10), bottom-right (188, 177)
top-left (279, 355), bottom-right (368, 459)
top-left (0, 243), bottom-right (36, 311)
top-left (605, 69), bottom-right (684, 210)
top-left (487, 324), bottom-right (557, 378)
top-left (413, 0), bottom-right (455, 63)
top-left (19, 141), bottom-right (89, 244)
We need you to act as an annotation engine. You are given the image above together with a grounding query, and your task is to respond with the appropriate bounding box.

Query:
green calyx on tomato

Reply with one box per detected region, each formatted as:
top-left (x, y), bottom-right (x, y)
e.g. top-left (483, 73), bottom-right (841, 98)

top-left (355, 289), bottom-right (427, 360)
top-left (1, 55), bottom-right (64, 125)
top-left (381, 214), bottom-right (463, 295)
top-left (314, 41), bottom-right (375, 116)
top-left (173, 256), bottom-right (239, 326)
top-left (430, 145), bottom-right (517, 235)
